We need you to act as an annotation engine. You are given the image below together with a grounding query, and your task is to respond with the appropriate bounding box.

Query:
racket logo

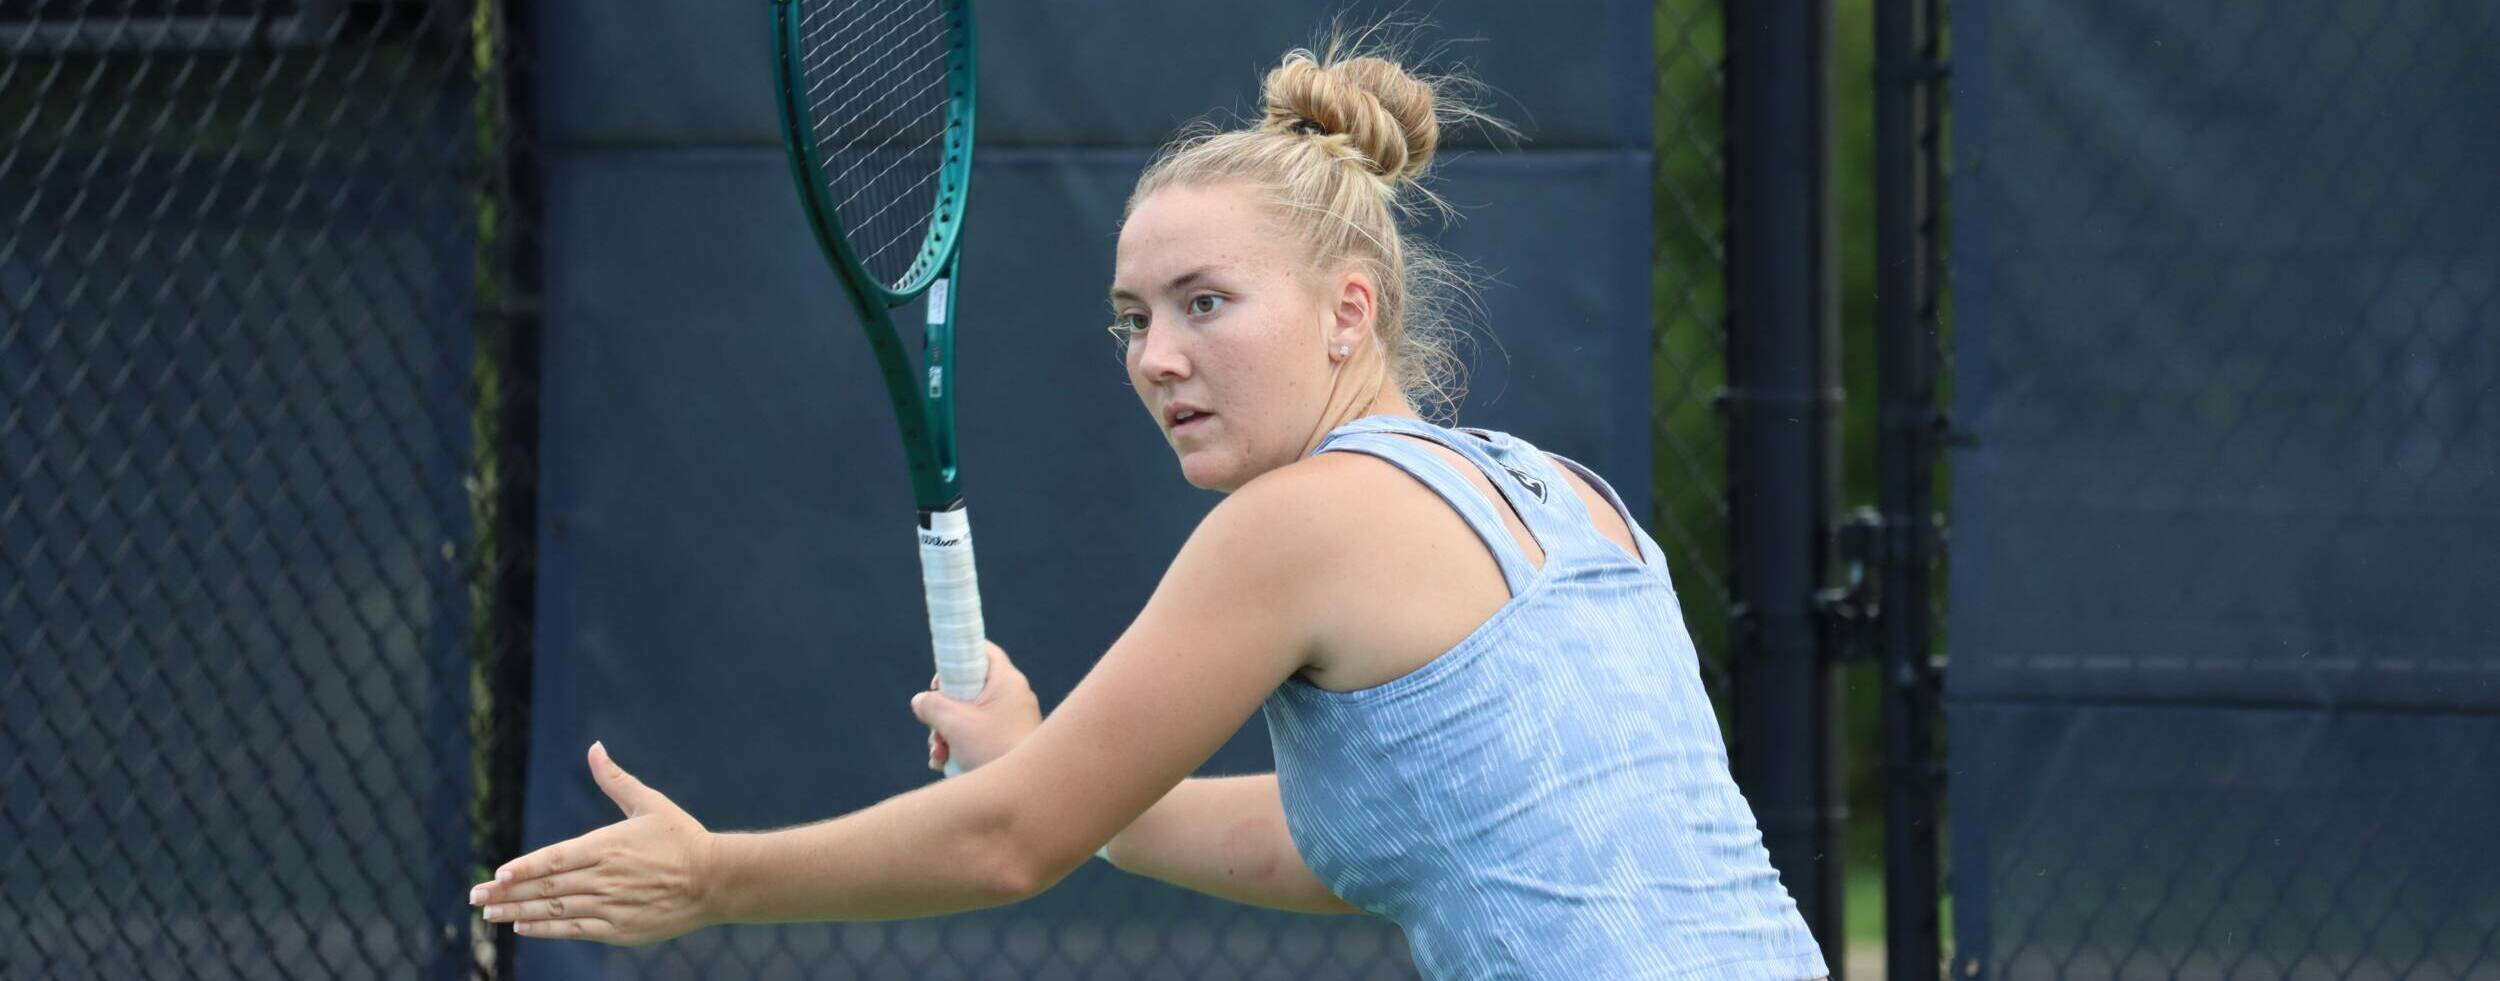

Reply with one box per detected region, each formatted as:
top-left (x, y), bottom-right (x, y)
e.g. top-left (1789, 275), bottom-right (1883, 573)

top-left (1504, 466), bottom-right (1549, 503)
top-left (928, 365), bottom-right (943, 398)
top-left (920, 532), bottom-right (966, 548)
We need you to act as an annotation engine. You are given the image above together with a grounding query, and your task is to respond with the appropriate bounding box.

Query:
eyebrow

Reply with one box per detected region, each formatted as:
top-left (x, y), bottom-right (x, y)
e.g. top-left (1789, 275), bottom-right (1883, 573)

top-left (1108, 266), bottom-right (1219, 306)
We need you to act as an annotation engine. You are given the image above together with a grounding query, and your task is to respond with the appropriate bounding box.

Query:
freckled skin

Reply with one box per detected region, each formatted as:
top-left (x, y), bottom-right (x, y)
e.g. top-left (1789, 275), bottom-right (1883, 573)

top-left (1111, 183), bottom-right (1402, 492)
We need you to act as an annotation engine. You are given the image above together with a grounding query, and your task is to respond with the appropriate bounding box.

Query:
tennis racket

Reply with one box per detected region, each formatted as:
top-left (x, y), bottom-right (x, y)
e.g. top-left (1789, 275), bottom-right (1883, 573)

top-left (771, 0), bottom-right (986, 771)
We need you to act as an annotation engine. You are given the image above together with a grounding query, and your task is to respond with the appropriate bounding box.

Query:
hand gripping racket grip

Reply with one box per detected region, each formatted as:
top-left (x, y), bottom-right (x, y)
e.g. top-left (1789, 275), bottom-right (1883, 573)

top-left (918, 505), bottom-right (987, 776)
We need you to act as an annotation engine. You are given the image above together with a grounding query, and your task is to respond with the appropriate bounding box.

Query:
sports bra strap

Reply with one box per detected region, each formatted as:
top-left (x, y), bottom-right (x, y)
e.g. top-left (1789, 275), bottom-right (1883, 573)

top-left (1315, 416), bottom-right (1661, 575)
top-left (1544, 449), bottom-right (1669, 572)
top-left (1316, 430), bottom-right (1542, 595)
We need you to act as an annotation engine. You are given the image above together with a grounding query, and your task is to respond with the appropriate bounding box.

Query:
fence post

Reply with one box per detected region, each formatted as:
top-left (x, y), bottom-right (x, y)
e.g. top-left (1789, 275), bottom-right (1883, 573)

top-left (1724, 0), bottom-right (1845, 970)
top-left (475, 0), bottom-right (544, 975)
top-left (1875, 0), bottom-right (1947, 975)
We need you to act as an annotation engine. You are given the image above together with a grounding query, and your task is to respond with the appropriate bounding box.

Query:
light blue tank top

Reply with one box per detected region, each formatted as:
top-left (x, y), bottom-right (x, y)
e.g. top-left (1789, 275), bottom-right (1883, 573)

top-left (1261, 415), bottom-right (1829, 980)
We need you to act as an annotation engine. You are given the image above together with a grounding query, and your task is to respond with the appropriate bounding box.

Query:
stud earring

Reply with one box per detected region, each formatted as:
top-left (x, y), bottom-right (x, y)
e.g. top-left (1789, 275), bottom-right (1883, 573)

top-left (1334, 344), bottom-right (1352, 360)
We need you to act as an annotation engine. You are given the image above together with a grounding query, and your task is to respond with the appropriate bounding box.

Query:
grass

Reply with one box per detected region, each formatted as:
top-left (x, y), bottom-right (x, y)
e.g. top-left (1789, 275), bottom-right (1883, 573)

top-left (1844, 857), bottom-right (1956, 978)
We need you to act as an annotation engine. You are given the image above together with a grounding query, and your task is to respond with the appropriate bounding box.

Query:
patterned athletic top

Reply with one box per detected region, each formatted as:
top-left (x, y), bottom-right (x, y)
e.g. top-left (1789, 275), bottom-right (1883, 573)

top-left (1260, 415), bottom-right (1829, 980)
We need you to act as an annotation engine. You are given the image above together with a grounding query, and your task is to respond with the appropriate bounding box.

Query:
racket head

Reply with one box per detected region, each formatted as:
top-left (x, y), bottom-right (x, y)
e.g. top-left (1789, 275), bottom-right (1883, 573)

top-left (773, 0), bottom-right (976, 305)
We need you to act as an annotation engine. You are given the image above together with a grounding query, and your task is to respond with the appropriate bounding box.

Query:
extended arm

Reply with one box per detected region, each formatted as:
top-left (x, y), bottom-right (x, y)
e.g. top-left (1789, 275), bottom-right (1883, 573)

top-left (1105, 774), bottom-right (1355, 915)
top-left (916, 654), bottom-right (1350, 915)
top-left (475, 467), bottom-right (1352, 941)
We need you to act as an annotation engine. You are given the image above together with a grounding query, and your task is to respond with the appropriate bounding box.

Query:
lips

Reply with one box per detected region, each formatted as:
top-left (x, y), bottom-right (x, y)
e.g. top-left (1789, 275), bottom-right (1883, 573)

top-left (1165, 404), bottom-right (1214, 433)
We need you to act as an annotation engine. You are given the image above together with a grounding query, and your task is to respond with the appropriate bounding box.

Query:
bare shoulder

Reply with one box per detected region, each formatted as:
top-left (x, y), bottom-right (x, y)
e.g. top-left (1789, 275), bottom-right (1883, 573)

top-left (1214, 451), bottom-right (1522, 689)
top-left (1194, 451), bottom-right (1425, 563)
top-left (1180, 450), bottom-right (1473, 602)
top-left (1219, 451), bottom-right (1442, 535)
top-left (1128, 454), bottom-right (1426, 678)
top-left (1227, 442), bottom-right (1534, 565)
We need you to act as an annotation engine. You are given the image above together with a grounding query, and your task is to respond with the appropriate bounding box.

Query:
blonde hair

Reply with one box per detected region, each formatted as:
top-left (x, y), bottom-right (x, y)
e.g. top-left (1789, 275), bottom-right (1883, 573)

top-left (1127, 35), bottom-right (1499, 421)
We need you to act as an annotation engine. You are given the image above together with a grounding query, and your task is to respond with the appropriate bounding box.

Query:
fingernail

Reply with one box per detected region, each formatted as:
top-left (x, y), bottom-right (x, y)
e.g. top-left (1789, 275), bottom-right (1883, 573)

top-left (470, 885), bottom-right (489, 904)
top-left (485, 905), bottom-right (504, 921)
top-left (497, 868), bottom-right (512, 883)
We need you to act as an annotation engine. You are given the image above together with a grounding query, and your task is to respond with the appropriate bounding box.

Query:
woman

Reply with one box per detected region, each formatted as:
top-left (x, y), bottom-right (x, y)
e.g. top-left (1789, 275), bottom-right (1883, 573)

top-left (472, 44), bottom-right (1830, 980)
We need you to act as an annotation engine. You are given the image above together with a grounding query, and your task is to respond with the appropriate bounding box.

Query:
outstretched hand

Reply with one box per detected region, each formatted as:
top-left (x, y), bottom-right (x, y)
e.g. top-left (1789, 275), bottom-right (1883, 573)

top-left (912, 642), bottom-right (1041, 773)
top-left (471, 742), bottom-right (716, 945)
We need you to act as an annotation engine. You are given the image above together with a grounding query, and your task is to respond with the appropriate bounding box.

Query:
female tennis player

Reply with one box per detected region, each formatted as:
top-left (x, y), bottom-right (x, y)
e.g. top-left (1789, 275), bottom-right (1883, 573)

top-left (472, 43), bottom-right (1829, 980)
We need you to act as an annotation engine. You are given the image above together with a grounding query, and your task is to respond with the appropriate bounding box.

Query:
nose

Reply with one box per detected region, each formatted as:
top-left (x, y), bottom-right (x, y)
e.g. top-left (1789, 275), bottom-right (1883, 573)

top-left (1132, 319), bottom-right (1190, 383)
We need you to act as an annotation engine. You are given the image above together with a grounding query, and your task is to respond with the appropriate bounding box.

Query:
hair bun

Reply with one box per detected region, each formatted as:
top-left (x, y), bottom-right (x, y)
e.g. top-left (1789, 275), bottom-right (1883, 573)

top-left (1259, 51), bottom-right (1440, 184)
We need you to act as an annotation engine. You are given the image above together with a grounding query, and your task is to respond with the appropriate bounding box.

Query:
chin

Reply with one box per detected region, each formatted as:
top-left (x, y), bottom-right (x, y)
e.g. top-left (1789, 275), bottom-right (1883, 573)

top-left (1176, 449), bottom-right (1246, 493)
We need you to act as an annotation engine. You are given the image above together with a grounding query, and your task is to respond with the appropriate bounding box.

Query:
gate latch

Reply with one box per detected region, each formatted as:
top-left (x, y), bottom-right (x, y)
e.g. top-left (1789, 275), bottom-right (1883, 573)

top-left (1818, 507), bottom-right (1884, 662)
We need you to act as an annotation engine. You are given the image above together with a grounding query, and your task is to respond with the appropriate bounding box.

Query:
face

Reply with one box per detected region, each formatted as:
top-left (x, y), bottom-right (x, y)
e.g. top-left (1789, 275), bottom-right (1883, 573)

top-left (1110, 183), bottom-right (1372, 492)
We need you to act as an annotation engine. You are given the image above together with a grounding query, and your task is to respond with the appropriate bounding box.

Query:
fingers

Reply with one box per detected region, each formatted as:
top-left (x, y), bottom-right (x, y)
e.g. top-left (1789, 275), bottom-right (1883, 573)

top-left (482, 892), bottom-right (598, 926)
top-left (911, 688), bottom-right (990, 736)
top-left (917, 646), bottom-right (1024, 708)
top-left (976, 642), bottom-right (1028, 697)
top-left (920, 677), bottom-right (955, 770)
top-left (510, 916), bottom-right (618, 941)
top-left (589, 741), bottom-right (656, 818)
top-left (471, 868), bottom-right (599, 906)
top-left (491, 837), bottom-right (603, 886)
top-left (914, 644), bottom-right (1026, 773)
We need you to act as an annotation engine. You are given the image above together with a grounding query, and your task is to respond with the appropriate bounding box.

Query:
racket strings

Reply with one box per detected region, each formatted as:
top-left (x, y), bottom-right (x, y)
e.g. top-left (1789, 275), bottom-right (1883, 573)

top-left (814, 41), bottom-right (948, 264)
top-left (796, 0), bottom-right (876, 58)
top-left (805, 10), bottom-right (940, 119)
top-left (796, 0), bottom-right (958, 291)
top-left (855, 144), bottom-right (953, 260)
top-left (826, 102), bottom-right (948, 210)
top-left (801, 2), bottom-right (922, 109)
top-left (799, 0), bottom-right (934, 245)
top-left (813, 71), bottom-right (947, 173)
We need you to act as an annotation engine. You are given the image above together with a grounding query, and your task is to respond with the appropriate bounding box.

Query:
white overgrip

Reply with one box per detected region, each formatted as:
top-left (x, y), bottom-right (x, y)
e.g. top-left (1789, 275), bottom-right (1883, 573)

top-left (917, 506), bottom-right (988, 703)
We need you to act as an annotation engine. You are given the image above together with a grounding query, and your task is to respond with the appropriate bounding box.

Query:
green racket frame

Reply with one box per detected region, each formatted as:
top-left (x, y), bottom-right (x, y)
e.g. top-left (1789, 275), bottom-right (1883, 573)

top-left (769, 0), bottom-right (979, 511)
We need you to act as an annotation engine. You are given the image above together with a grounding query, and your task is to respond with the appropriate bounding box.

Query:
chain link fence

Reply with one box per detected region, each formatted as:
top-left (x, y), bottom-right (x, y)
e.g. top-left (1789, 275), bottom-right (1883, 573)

top-left (1650, 0), bottom-right (1734, 711)
top-left (1945, 0), bottom-right (2500, 977)
top-left (572, 883), bottom-right (1414, 981)
top-left (0, 0), bottom-right (538, 977)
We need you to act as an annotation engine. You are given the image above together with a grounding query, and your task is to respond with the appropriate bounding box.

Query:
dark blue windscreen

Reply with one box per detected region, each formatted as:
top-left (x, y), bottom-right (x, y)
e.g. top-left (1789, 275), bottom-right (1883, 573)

top-left (1947, 1), bottom-right (2500, 975)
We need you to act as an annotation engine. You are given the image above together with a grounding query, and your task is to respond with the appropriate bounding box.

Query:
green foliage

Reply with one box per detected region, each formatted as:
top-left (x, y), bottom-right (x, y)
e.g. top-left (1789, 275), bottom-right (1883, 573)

top-left (1650, 0), bottom-right (1734, 711)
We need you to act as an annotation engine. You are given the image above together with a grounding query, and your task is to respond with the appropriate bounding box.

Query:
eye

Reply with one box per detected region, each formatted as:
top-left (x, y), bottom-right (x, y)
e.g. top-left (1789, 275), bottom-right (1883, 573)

top-left (1107, 312), bottom-right (1146, 358)
top-left (1186, 293), bottom-right (1227, 317)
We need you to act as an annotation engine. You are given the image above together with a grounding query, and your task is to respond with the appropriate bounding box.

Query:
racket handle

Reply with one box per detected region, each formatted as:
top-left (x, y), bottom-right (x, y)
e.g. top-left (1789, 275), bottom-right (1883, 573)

top-left (917, 503), bottom-right (988, 698)
top-left (918, 506), bottom-right (986, 780)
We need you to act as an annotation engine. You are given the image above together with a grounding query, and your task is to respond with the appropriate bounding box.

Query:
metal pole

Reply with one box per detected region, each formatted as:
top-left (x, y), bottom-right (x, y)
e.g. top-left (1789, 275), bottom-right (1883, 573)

top-left (479, 1), bottom-right (543, 975)
top-left (1725, 0), bottom-right (1845, 970)
top-left (1876, 0), bottom-right (1946, 975)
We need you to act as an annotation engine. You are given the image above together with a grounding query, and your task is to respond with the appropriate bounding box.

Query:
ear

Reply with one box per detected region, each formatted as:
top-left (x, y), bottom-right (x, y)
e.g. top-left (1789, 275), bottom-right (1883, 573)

top-left (1327, 269), bottom-right (1377, 353)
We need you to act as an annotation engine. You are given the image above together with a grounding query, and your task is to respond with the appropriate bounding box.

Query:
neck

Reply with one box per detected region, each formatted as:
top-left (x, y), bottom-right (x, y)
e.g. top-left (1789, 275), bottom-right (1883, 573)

top-left (1299, 362), bottom-right (1420, 458)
